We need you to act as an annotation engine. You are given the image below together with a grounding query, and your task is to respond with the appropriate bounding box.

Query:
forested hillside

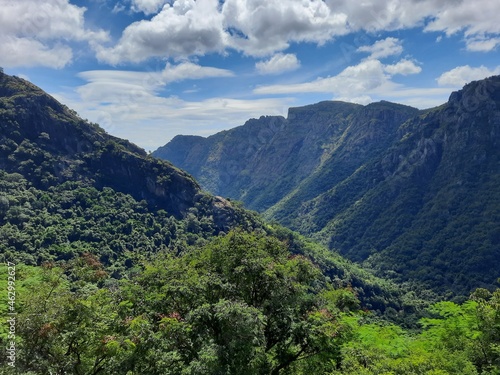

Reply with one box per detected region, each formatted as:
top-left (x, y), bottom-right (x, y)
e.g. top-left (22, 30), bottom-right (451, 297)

top-left (154, 76), bottom-right (500, 296)
top-left (0, 71), bottom-right (465, 374)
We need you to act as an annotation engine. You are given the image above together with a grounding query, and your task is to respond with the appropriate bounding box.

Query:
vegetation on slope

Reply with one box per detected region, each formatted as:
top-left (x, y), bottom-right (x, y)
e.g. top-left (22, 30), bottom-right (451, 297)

top-left (1, 231), bottom-right (499, 374)
top-left (1, 71), bottom-right (499, 374)
top-left (154, 77), bottom-right (500, 297)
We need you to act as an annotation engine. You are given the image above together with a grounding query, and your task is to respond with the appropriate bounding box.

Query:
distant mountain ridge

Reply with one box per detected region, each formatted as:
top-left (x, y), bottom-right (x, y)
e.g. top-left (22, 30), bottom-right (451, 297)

top-left (155, 100), bottom-right (419, 212)
top-left (0, 71), bottom-right (418, 317)
top-left (154, 77), bottom-right (500, 295)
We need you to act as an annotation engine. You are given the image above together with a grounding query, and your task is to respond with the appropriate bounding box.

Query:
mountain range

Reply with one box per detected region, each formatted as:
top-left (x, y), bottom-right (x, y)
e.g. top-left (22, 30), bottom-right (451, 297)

top-left (1, 70), bottom-right (500, 374)
top-left (154, 76), bottom-right (500, 296)
top-left (0, 70), bottom-right (411, 312)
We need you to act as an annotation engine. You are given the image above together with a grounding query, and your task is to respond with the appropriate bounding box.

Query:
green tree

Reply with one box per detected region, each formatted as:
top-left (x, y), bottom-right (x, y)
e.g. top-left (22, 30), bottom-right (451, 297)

top-left (118, 230), bottom-right (358, 374)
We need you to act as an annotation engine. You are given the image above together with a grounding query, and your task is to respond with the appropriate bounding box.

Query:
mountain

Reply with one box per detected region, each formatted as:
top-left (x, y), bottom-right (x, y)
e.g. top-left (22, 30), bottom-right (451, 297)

top-left (154, 101), bottom-right (419, 213)
top-left (2, 73), bottom-right (500, 375)
top-left (0, 71), bottom-right (263, 270)
top-left (153, 76), bottom-right (500, 296)
top-left (0, 72), bottom-right (199, 217)
top-left (0, 71), bottom-right (417, 314)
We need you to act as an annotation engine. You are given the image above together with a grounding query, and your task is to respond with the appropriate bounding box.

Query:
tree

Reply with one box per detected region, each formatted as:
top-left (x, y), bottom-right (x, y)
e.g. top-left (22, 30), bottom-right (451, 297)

top-left (119, 230), bottom-right (358, 374)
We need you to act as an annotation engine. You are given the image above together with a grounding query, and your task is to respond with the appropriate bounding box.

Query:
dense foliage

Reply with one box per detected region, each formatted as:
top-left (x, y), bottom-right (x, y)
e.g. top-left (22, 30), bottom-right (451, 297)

top-left (1, 70), bottom-right (499, 374)
top-left (1, 231), bottom-right (499, 374)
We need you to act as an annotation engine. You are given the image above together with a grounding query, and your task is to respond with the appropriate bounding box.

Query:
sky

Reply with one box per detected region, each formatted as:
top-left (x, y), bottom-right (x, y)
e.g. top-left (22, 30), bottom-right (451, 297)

top-left (1, 0), bottom-right (500, 151)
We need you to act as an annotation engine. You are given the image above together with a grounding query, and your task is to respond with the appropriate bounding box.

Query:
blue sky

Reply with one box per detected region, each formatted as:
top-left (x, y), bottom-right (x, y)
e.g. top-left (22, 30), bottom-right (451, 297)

top-left (1, 0), bottom-right (500, 151)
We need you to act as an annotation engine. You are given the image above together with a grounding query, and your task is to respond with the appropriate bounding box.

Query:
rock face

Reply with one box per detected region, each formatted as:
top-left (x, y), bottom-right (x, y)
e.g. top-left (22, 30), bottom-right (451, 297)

top-left (0, 72), bottom-right (199, 218)
top-left (154, 101), bottom-right (419, 212)
top-left (154, 77), bottom-right (500, 294)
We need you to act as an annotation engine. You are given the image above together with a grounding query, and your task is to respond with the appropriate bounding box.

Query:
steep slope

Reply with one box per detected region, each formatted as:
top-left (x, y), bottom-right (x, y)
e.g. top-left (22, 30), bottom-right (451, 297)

top-left (0, 71), bottom-right (422, 317)
top-left (154, 77), bottom-right (500, 295)
top-left (0, 72), bottom-right (212, 219)
top-left (154, 100), bottom-right (418, 212)
top-left (0, 71), bottom-right (262, 258)
top-left (307, 77), bottom-right (500, 294)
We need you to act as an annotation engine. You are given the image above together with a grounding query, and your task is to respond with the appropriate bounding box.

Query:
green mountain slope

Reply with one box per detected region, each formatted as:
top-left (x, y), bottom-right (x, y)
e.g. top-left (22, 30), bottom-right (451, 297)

top-left (154, 101), bottom-right (419, 213)
top-left (0, 71), bottom-right (418, 315)
top-left (0, 72), bottom-right (201, 218)
top-left (2, 72), bottom-right (500, 375)
top-left (154, 77), bottom-right (500, 296)
top-left (0, 71), bottom-right (260, 267)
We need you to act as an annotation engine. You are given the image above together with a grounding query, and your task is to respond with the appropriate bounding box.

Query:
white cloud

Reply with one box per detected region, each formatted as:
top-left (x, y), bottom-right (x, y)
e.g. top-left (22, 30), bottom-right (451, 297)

top-left (254, 59), bottom-right (396, 97)
top-left (465, 37), bottom-right (500, 52)
top-left (93, 0), bottom-right (500, 64)
top-left (424, 0), bottom-right (500, 36)
top-left (384, 59), bottom-right (422, 76)
top-left (0, 0), bottom-right (108, 69)
top-left (253, 58), bottom-right (451, 109)
top-left (437, 65), bottom-right (500, 87)
top-left (357, 37), bottom-right (403, 59)
top-left (161, 61), bottom-right (234, 82)
top-left (96, 0), bottom-right (226, 64)
top-left (131, 0), bottom-right (169, 15)
top-left (76, 62), bottom-right (234, 101)
top-left (54, 82), bottom-right (292, 151)
top-left (56, 62), bottom-right (265, 150)
top-left (222, 0), bottom-right (348, 56)
top-left (325, 0), bottom-right (451, 31)
top-left (423, 0), bottom-right (500, 51)
top-left (255, 53), bottom-right (300, 75)
top-left (0, 37), bottom-right (73, 69)
top-left (98, 0), bottom-right (350, 63)
top-left (3, 0), bottom-right (484, 68)
top-left (335, 95), bottom-right (373, 105)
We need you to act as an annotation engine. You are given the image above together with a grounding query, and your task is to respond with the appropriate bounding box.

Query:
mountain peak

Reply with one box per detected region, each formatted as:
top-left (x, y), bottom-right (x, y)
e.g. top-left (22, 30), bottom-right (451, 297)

top-left (447, 75), bottom-right (500, 112)
top-left (153, 76), bottom-right (500, 295)
top-left (0, 72), bottom-right (202, 218)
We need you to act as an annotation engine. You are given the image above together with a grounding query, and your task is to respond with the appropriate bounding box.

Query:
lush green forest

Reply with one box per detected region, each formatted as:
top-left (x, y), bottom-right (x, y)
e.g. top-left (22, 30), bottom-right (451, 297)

top-left (0, 71), bottom-right (499, 374)
top-left (1, 231), bottom-right (499, 374)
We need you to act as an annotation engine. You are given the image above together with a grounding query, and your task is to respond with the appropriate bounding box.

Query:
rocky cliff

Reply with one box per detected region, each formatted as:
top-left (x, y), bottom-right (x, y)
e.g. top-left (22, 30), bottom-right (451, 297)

top-left (154, 77), bottom-right (500, 294)
top-left (0, 71), bottom-right (235, 222)
top-left (154, 100), bottom-right (419, 212)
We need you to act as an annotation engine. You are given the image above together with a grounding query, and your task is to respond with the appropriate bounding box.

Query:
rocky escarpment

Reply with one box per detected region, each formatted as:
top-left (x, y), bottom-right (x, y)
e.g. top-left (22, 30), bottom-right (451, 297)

top-left (154, 100), bottom-right (419, 212)
top-left (154, 76), bottom-right (500, 295)
top-left (0, 72), bottom-right (231, 221)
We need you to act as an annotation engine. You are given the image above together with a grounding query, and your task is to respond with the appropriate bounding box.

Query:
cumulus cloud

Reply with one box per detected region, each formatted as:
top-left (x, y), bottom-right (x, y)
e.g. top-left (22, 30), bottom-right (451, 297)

top-left (93, 0), bottom-right (500, 64)
top-left (384, 59), bottom-right (422, 76)
top-left (0, 0), bottom-right (108, 69)
top-left (437, 65), bottom-right (500, 87)
top-left (97, 0), bottom-right (350, 63)
top-left (255, 53), bottom-right (300, 75)
top-left (0, 37), bottom-right (73, 69)
top-left (131, 0), bottom-right (169, 15)
top-left (324, 0), bottom-right (452, 32)
top-left (96, 0), bottom-right (226, 64)
top-left (0, 0), bottom-right (485, 68)
top-left (357, 37), bottom-right (403, 59)
top-left (222, 0), bottom-right (348, 56)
